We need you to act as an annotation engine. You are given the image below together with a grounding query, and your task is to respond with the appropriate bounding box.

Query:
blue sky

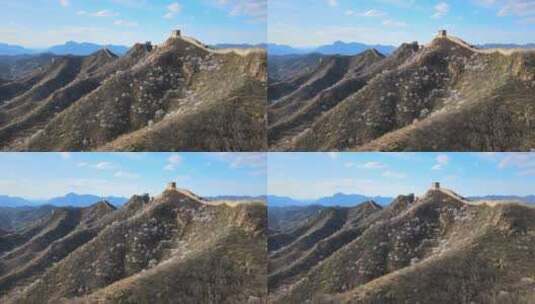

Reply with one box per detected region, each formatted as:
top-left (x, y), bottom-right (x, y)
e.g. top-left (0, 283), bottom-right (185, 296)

top-left (269, 0), bottom-right (535, 47)
top-left (268, 153), bottom-right (535, 199)
top-left (0, 0), bottom-right (266, 48)
top-left (0, 153), bottom-right (266, 199)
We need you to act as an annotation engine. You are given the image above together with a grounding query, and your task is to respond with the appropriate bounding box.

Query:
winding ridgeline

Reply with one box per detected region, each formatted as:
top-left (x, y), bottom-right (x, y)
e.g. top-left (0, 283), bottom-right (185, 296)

top-left (268, 184), bottom-right (535, 303)
top-left (0, 185), bottom-right (267, 303)
top-left (268, 32), bottom-right (535, 151)
top-left (0, 31), bottom-right (267, 151)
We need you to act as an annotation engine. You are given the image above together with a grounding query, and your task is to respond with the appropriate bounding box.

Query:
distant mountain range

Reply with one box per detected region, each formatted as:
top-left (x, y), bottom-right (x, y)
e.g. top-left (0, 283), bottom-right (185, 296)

top-left (205, 195), bottom-right (267, 201)
top-left (478, 43), bottom-right (535, 49)
top-left (267, 42), bottom-right (397, 56)
top-left (4, 41), bottom-right (532, 57)
top-left (0, 193), bottom-right (272, 207)
top-left (0, 193), bottom-right (128, 207)
top-left (0, 41), bottom-right (271, 56)
top-left (0, 43), bottom-right (32, 56)
top-left (0, 41), bottom-right (129, 56)
top-left (45, 41), bottom-right (129, 56)
top-left (268, 193), bottom-right (535, 207)
top-left (211, 43), bottom-right (267, 49)
top-left (268, 193), bottom-right (393, 207)
top-left (267, 42), bottom-right (535, 56)
top-left (45, 193), bottom-right (128, 207)
top-left (469, 195), bottom-right (535, 204)
top-left (0, 195), bottom-right (32, 207)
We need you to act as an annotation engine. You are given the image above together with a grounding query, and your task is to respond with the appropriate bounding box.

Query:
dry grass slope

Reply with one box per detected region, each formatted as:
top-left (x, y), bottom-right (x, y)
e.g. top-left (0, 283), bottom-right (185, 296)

top-left (0, 188), bottom-right (267, 304)
top-left (268, 189), bottom-right (535, 304)
top-left (0, 34), bottom-right (267, 151)
top-left (268, 35), bottom-right (535, 151)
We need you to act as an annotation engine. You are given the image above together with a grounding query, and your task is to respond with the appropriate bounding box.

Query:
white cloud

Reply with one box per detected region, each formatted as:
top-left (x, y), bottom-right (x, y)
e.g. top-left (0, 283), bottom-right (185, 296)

top-left (327, 152), bottom-right (339, 160)
top-left (498, 0), bottom-right (535, 17)
top-left (498, 153), bottom-right (535, 176)
top-left (382, 170), bottom-right (407, 179)
top-left (268, 177), bottom-right (416, 199)
top-left (77, 162), bottom-right (88, 167)
top-left (358, 9), bottom-right (387, 17)
top-left (114, 170), bottom-right (140, 179)
top-left (223, 0), bottom-right (267, 22)
top-left (474, 0), bottom-right (497, 5)
top-left (111, 0), bottom-right (149, 8)
top-left (94, 162), bottom-right (115, 170)
top-left (269, 23), bottom-right (415, 47)
top-left (432, 154), bottom-right (450, 170)
top-left (432, 2), bottom-right (450, 18)
top-left (214, 152), bottom-right (266, 169)
top-left (114, 19), bottom-right (139, 27)
top-left (164, 2), bottom-right (182, 19)
top-left (344, 162), bottom-right (356, 168)
top-left (92, 10), bottom-right (119, 17)
top-left (382, 19), bottom-right (408, 27)
top-left (164, 154), bottom-right (182, 171)
top-left (327, 0), bottom-right (338, 7)
top-left (359, 161), bottom-right (387, 169)
top-left (76, 10), bottom-right (119, 17)
top-left (59, 0), bottom-right (70, 7)
top-left (377, 0), bottom-right (416, 7)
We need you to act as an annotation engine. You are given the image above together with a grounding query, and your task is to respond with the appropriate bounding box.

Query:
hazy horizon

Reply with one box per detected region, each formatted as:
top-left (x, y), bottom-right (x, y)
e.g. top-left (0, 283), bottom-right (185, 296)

top-left (0, 153), bottom-right (266, 200)
top-left (268, 0), bottom-right (535, 47)
top-left (1, 0), bottom-right (267, 48)
top-left (268, 153), bottom-right (535, 199)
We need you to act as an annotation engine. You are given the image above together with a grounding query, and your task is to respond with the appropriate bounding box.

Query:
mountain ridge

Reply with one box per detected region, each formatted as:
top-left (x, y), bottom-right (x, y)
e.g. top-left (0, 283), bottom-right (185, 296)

top-left (268, 33), bottom-right (535, 151)
top-left (0, 186), bottom-right (267, 303)
top-left (268, 186), bottom-right (535, 303)
top-left (0, 32), bottom-right (267, 151)
top-left (267, 193), bottom-right (535, 207)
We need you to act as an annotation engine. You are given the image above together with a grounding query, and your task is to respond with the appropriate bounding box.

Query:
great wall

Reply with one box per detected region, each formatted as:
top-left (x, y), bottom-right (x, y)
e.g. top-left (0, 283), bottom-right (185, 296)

top-left (432, 29), bottom-right (535, 56)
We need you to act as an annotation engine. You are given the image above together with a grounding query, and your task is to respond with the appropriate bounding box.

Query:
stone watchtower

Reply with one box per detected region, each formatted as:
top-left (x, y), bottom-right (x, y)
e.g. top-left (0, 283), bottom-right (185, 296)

top-left (167, 182), bottom-right (177, 191)
top-left (171, 30), bottom-right (181, 38)
top-left (437, 30), bottom-right (447, 38)
top-left (431, 182), bottom-right (440, 190)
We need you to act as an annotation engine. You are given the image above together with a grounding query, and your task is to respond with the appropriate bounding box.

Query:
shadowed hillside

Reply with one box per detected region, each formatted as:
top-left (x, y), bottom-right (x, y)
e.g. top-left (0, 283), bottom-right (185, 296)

top-left (268, 32), bottom-right (535, 151)
top-left (0, 185), bottom-right (267, 304)
top-left (0, 32), bottom-right (267, 152)
top-left (268, 185), bottom-right (535, 303)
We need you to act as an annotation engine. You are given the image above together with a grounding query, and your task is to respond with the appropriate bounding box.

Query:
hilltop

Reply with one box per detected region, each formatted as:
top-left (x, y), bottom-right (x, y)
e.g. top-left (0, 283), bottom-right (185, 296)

top-left (0, 183), bottom-right (267, 303)
top-left (268, 31), bottom-right (535, 151)
top-left (0, 30), bottom-right (267, 151)
top-left (268, 183), bottom-right (535, 303)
